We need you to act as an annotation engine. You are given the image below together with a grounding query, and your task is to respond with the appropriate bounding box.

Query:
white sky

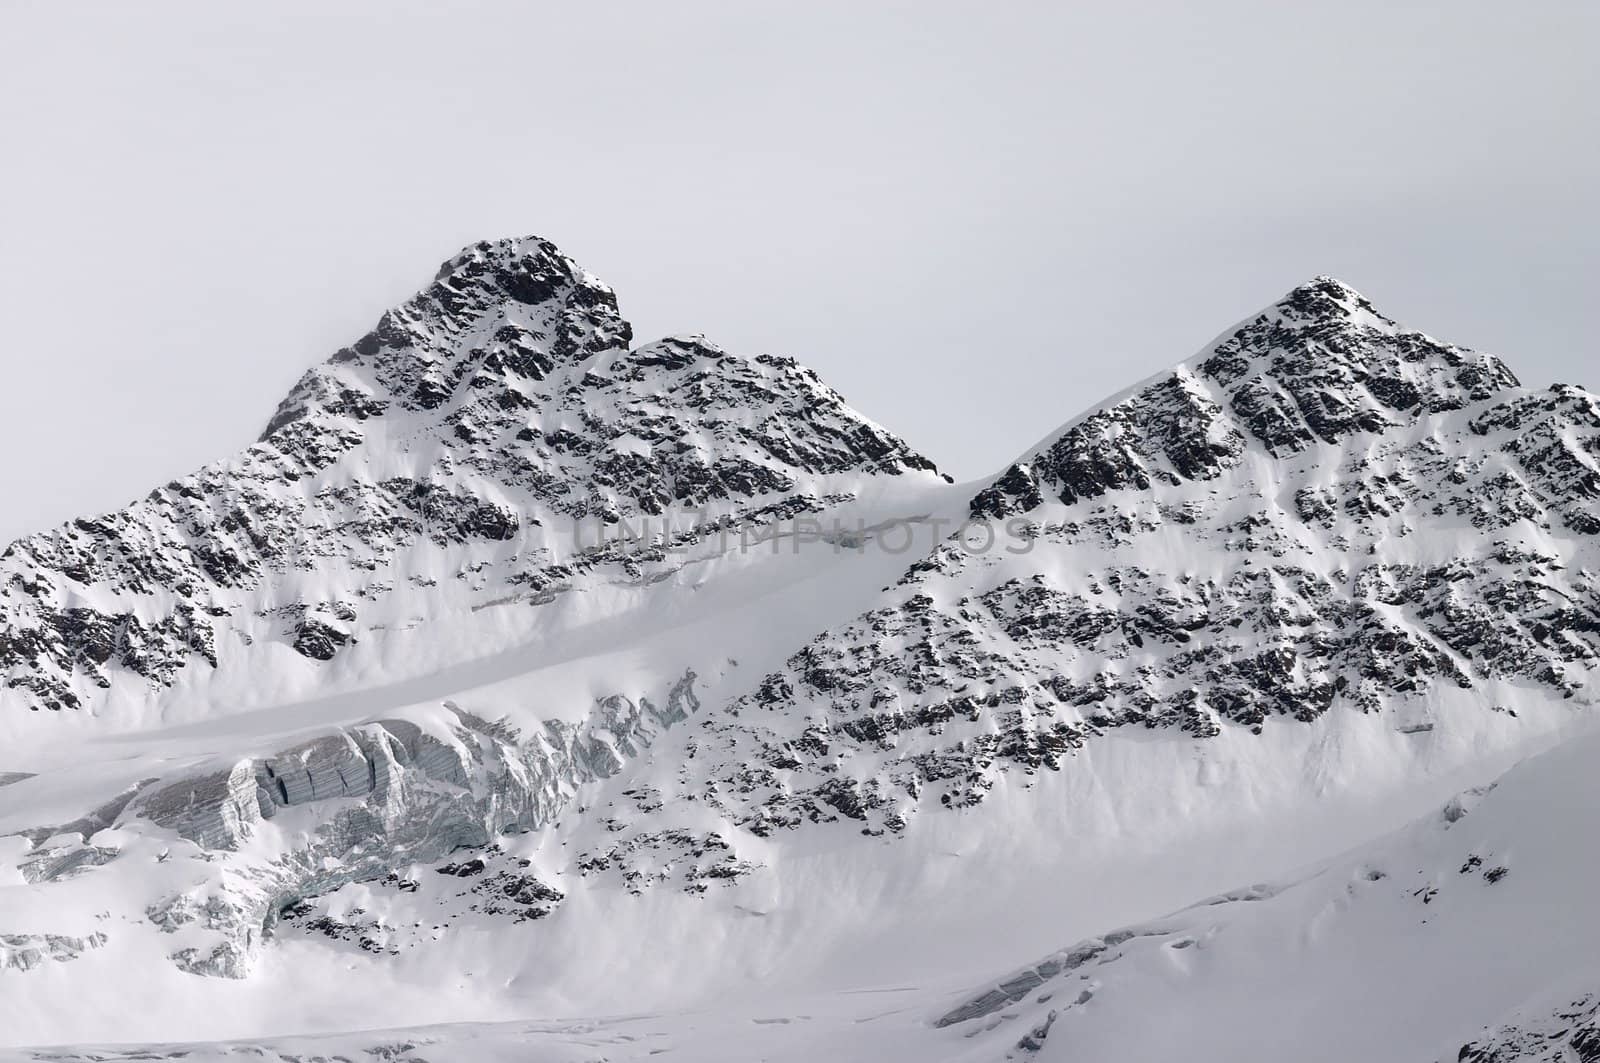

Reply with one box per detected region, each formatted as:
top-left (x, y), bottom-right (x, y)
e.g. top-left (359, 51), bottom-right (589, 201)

top-left (1, 2), bottom-right (1595, 545)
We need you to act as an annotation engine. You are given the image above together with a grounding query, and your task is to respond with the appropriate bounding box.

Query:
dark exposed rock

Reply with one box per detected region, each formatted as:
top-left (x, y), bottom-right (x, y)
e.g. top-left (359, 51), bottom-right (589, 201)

top-left (682, 277), bottom-right (1600, 844)
top-left (1, 237), bottom-right (937, 715)
top-left (291, 617), bottom-right (350, 661)
top-left (1455, 991), bottom-right (1600, 1062)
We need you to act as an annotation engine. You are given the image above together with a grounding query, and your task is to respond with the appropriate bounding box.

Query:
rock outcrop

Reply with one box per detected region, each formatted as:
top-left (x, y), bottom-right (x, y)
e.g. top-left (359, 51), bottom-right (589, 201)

top-left (4, 250), bottom-right (1599, 1054)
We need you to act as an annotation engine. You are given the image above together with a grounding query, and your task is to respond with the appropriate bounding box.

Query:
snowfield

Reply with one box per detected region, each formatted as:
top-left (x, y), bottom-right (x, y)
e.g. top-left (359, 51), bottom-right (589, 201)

top-left (4, 725), bottom-right (1599, 1061)
top-left (2, 240), bottom-right (1599, 1061)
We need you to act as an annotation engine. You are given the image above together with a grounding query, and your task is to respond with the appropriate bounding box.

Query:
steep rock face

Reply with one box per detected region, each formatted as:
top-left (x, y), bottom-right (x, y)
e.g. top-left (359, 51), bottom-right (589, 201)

top-left (681, 279), bottom-right (1600, 841)
top-left (3, 260), bottom-right (1598, 1046)
top-left (0, 236), bottom-right (945, 981)
top-left (0, 238), bottom-right (934, 717)
top-left (973, 278), bottom-right (1518, 518)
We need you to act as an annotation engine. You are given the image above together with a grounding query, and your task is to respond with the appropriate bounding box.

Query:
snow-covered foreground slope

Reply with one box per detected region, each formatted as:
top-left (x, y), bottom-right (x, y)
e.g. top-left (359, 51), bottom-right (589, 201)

top-left (929, 720), bottom-right (1600, 1063)
top-left (3, 243), bottom-right (1599, 1058)
top-left (5, 723), bottom-right (1600, 1062)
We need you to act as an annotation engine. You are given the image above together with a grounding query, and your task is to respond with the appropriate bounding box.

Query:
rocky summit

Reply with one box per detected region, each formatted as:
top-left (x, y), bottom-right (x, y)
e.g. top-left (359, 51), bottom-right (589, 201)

top-left (0, 236), bottom-right (935, 718)
top-left (2, 240), bottom-right (1598, 1062)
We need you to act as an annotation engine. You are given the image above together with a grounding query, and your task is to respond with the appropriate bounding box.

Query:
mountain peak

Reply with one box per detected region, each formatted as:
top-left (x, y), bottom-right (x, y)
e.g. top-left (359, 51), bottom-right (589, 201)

top-left (972, 276), bottom-right (1523, 519)
top-left (1273, 275), bottom-right (1383, 323)
top-left (8, 241), bottom-right (1600, 1060)
top-left (434, 234), bottom-right (559, 276)
top-left (260, 235), bottom-right (632, 438)
top-left (428, 235), bottom-right (609, 310)
top-left (0, 236), bottom-right (940, 716)
top-left (1202, 276), bottom-right (1520, 438)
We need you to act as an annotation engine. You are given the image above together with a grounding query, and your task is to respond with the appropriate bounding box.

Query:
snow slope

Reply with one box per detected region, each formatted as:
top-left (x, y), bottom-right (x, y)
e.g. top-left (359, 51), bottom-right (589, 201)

top-left (5, 724), bottom-right (1599, 1061)
top-left (3, 244), bottom-right (1599, 1060)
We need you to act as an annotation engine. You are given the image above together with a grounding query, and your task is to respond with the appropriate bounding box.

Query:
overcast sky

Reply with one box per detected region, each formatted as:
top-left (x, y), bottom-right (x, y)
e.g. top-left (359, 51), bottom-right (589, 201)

top-left (1, 2), bottom-right (1595, 545)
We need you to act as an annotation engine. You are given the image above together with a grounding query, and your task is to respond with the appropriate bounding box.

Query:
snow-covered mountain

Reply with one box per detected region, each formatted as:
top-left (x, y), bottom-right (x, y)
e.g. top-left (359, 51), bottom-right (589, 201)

top-left (2, 242), bottom-right (1597, 1060)
top-left (714, 277), bottom-right (1598, 835)
top-left (0, 236), bottom-right (936, 725)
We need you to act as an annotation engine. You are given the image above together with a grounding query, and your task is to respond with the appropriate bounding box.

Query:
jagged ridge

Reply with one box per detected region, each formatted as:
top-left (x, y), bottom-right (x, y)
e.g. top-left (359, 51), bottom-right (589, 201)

top-left (0, 237), bottom-right (935, 716)
top-left (5, 256), bottom-right (1600, 1055)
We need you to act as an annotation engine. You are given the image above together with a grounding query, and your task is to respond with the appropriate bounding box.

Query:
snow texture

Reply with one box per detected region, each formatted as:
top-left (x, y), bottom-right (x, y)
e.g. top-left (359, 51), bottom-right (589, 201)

top-left (3, 242), bottom-right (1599, 1061)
